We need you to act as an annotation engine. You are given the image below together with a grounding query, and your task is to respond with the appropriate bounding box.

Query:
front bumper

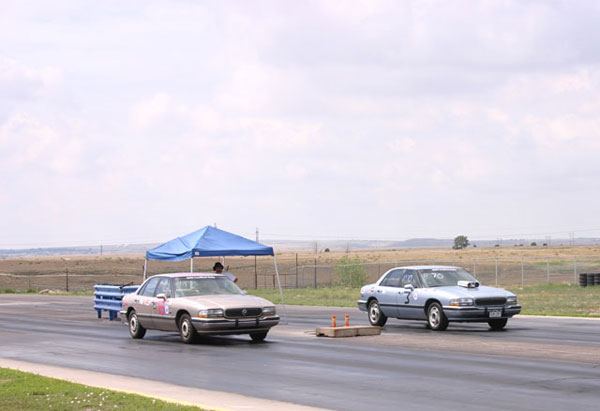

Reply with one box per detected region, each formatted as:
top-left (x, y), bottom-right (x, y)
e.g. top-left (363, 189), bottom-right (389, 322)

top-left (443, 305), bottom-right (522, 321)
top-left (357, 300), bottom-right (367, 312)
top-left (191, 316), bottom-right (280, 334)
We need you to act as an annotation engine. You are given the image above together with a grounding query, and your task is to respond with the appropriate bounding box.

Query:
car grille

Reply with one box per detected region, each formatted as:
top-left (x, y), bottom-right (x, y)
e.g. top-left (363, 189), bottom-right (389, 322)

top-left (225, 307), bottom-right (262, 318)
top-left (476, 297), bottom-right (507, 306)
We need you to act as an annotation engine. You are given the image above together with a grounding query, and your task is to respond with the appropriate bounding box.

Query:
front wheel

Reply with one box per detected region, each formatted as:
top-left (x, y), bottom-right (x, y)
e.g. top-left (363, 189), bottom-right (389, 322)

top-left (427, 302), bottom-right (448, 331)
top-left (488, 318), bottom-right (508, 331)
top-left (250, 331), bottom-right (268, 342)
top-left (368, 300), bottom-right (387, 326)
top-left (179, 314), bottom-right (198, 344)
top-left (128, 310), bottom-right (146, 339)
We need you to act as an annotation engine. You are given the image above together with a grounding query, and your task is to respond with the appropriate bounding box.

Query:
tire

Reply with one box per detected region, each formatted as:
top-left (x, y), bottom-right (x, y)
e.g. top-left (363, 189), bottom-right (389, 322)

top-left (250, 331), bottom-right (268, 342)
top-left (427, 302), bottom-right (449, 331)
top-left (368, 300), bottom-right (387, 327)
top-left (128, 310), bottom-right (146, 339)
top-left (178, 313), bottom-right (198, 344)
top-left (488, 318), bottom-right (508, 331)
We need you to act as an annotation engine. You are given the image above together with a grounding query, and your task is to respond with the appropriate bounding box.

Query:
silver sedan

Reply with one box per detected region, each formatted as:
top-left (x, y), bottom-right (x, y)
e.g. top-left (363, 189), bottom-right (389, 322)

top-left (120, 273), bottom-right (279, 343)
top-left (358, 265), bottom-right (521, 331)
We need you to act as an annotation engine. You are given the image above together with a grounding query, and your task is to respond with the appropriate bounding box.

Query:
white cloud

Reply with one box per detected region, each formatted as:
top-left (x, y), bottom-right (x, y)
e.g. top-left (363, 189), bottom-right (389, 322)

top-left (131, 93), bottom-right (171, 130)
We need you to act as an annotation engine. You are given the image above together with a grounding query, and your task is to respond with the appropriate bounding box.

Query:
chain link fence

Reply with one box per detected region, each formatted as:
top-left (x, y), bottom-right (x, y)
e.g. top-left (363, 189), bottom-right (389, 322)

top-left (264, 255), bottom-right (600, 289)
top-left (2, 255), bottom-right (600, 292)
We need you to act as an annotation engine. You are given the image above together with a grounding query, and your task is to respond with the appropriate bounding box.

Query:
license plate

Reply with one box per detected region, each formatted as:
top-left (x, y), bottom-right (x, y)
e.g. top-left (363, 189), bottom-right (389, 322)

top-left (489, 310), bottom-right (502, 318)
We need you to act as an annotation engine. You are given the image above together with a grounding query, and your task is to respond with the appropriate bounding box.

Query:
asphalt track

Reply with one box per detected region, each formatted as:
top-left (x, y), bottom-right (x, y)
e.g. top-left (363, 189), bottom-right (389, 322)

top-left (0, 294), bottom-right (599, 410)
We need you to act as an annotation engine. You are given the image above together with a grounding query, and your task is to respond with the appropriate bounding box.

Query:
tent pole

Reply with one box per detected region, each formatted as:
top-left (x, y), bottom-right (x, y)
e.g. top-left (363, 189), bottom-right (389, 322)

top-left (273, 254), bottom-right (287, 323)
top-left (190, 258), bottom-right (194, 273)
top-left (143, 259), bottom-right (147, 282)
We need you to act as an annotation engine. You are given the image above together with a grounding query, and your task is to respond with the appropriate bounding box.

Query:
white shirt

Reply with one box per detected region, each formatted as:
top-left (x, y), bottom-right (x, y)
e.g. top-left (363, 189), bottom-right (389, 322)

top-left (222, 271), bottom-right (237, 282)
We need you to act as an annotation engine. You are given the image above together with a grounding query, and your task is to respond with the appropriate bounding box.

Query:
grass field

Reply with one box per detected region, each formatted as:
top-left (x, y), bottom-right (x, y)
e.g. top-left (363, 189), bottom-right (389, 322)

top-left (0, 367), bottom-right (203, 410)
top-left (248, 284), bottom-right (600, 317)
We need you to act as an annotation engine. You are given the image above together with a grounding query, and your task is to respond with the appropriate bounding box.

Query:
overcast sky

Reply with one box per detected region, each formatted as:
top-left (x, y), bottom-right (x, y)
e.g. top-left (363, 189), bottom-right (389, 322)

top-left (2, 0), bottom-right (600, 247)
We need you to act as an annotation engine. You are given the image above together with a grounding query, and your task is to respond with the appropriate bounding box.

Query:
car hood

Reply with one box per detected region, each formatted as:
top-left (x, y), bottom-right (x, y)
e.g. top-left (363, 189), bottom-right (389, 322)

top-left (427, 285), bottom-right (515, 299)
top-left (173, 294), bottom-right (275, 309)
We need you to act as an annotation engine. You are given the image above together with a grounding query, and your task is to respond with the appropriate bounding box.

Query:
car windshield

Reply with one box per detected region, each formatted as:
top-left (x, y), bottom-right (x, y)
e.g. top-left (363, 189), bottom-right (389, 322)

top-left (419, 268), bottom-right (478, 287)
top-left (174, 276), bottom-right (244, 297)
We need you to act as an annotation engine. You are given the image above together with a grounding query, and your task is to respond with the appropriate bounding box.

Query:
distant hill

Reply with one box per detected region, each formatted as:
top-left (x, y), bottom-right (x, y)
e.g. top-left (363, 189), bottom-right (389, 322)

top-left (2, 237), bottom-right (599, 258)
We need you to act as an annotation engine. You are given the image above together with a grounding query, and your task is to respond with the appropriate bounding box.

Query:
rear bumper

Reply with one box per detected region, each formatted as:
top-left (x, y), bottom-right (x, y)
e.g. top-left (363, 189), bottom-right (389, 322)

top-left (191, 316), bottom-right (280, 334)
top-left (443, 305), bottom-right (521, 321)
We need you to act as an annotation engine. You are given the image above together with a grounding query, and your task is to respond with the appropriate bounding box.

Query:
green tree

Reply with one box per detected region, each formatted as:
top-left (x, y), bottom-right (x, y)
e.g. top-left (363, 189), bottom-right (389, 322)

top-left (453, 235), bottom-right (469, 250)
top-left (335, 255), bottom-right (367, 287)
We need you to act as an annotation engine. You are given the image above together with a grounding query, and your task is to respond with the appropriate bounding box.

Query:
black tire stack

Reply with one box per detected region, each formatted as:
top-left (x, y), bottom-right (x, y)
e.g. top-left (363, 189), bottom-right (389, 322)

top-left (580, 273), bottom-right (600, 287)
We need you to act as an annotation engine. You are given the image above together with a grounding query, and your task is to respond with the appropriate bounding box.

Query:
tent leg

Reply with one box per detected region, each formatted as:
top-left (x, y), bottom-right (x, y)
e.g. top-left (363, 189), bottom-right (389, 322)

top-left (190, 258), bottom-right (194, 273)
top-left (143, 259), bottom-right (147, 282)
top-left (273, 254), bottom-right (287, 323)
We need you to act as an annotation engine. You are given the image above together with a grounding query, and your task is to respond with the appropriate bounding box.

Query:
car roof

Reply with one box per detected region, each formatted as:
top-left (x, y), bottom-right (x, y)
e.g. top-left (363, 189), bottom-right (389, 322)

top-left (151, 272), bottom-right (225, 278)
top-left (393, 265), bottom-right (462, 270)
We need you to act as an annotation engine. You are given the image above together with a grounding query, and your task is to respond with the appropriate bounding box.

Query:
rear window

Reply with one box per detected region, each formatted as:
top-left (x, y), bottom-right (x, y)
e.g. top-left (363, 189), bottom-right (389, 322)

top-left (419, 268), bottom-right (477, 287)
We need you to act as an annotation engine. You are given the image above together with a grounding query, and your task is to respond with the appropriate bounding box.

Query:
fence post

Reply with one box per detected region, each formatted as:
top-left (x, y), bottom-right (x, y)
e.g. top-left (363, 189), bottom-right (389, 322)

top-left (547, 259), bottom-right (550, 284)
top-left (473, 260), bottom-right (476, 276)
top-left (573, 256), bottom-right (577, 284)
top-left (66, 268), bottom-right (69, 292)
top-left (314, 259), bottom-right (317, 289)
top-left (495, 259), bottom-right (498, 286)
top-left (295, 253), bottom-right (298, 289)
top-left (521, 257), bottom-right (524, 287)
top-left (254, 256), bottom-right (257, 290)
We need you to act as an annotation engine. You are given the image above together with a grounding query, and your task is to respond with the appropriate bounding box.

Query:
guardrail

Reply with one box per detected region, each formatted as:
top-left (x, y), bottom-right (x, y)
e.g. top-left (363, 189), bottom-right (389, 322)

top-left (94, 284), bottom-right (139, 320)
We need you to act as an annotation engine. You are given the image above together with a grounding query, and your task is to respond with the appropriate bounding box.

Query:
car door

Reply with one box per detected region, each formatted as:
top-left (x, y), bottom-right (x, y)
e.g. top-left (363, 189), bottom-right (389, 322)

top-left (152, 277), bottom-right (177, 331)
top-left (134, 276), bottom-right (161, 328)
top-left (396, 270), bottom-right (423, 319)
top-left (375, 269), bottom-right (404, 317)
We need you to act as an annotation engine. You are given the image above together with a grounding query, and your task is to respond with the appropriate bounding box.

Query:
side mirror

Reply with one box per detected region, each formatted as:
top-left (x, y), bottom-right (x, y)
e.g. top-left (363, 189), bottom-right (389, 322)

top-left (403, 284), bottom-right (415, 291)
top-left (156, 293), bottom-right (167, 300)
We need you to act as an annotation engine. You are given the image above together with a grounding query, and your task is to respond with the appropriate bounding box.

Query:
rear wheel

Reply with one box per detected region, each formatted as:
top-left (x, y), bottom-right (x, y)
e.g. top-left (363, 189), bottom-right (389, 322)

top-left (427, 302), bottom-right (448, 331)
top-left (179, 313), bottom-right (198, 344)
top-left (488, 318), bottom-right (508, 331)
top-left (250, 331), bottom-right (268, 342)
top-left (128, 310), bottom-right (146, 339)
top-left (368, 300), bottom-right (387, 327)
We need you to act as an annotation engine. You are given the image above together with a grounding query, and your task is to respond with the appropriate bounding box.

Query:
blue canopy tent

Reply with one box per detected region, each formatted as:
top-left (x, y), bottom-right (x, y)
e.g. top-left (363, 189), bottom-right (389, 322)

top-left (143, 226), bottom-right (284, 305)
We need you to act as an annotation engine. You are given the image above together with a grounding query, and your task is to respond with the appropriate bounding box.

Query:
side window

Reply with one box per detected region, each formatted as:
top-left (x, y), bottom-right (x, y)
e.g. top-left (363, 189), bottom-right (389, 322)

top-left (139, 277), bottom-right (161, 297)
top-left (154, 278), bottom-right (172, 298)
top-left (380, 269), bottom-right (404, 287)
top-left (401, 270), bottom-right (419, 287)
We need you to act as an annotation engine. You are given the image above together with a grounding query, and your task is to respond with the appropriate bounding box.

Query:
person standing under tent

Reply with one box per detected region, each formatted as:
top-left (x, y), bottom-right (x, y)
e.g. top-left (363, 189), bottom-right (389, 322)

top-left (213, 262), bottom-right (238, 283)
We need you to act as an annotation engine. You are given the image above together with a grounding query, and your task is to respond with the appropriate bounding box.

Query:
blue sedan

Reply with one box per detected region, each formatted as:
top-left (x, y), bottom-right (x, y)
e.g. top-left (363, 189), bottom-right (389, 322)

top-left (357, 265), bottom-right (521, 331)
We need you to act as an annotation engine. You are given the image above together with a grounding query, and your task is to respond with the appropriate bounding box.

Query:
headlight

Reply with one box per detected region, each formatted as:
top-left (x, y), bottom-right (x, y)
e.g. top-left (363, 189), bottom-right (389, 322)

top-left (262, 306), bottom-right (276, 316)
top-left (449, 298), bottom-right (474, 307)
top-left (198, 309), bottom-right (224, 318)
top-left (506, 296), bottom-right (518, 305)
